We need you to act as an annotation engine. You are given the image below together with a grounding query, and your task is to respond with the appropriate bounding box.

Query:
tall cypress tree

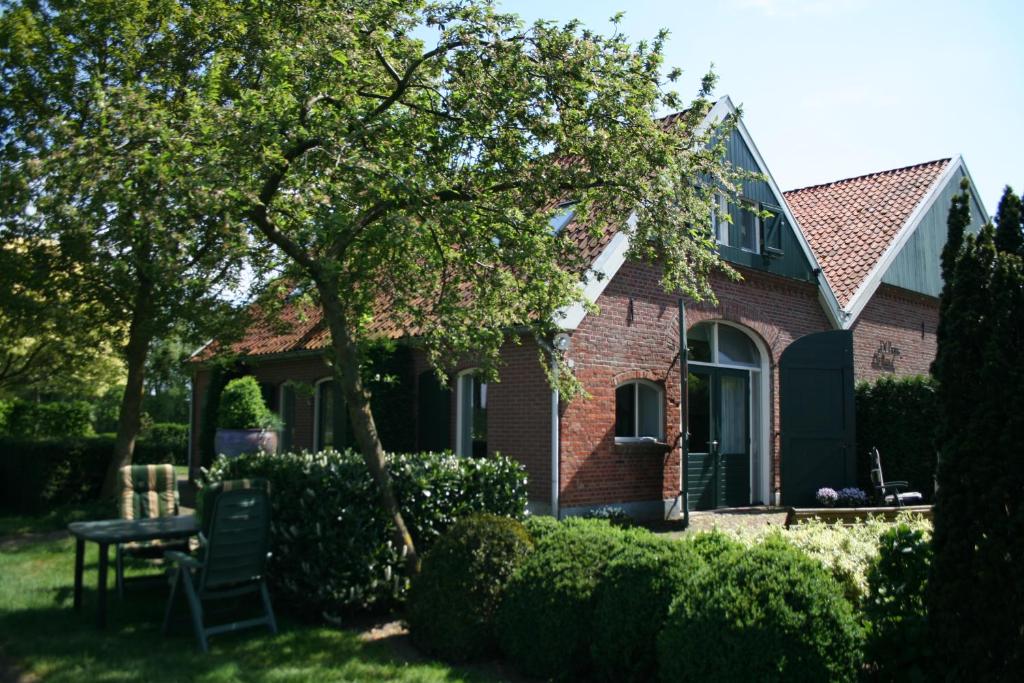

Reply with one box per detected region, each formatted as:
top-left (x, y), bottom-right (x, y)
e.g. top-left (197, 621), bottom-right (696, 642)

top-left (932, 178), bottom-right (972, 376)
top-left (994, 185), bottom-right (1024, 255)
top-left (929, 223), bottom-right (1024, 678)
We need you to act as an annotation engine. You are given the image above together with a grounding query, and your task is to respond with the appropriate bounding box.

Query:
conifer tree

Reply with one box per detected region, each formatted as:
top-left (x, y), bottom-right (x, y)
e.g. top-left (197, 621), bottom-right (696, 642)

top-left (994, 185), bottom-right (1023, 255)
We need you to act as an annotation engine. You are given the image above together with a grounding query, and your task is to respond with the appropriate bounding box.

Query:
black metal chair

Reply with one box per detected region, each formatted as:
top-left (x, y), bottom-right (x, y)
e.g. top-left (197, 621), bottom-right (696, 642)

top-left (162, 479), bottom-right (277, 652)
top-left (870, 447), bottom-right (923, 507)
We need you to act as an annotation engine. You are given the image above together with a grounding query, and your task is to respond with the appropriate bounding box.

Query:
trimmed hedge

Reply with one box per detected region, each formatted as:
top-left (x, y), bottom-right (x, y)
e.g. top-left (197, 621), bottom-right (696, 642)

top-left (522, 514), bottom-right (561, 544)
top-left (205, 449), bottom-right (528, 616)
top-left (134, 422), bottom-right (189, 466)
top-left (1, 400), bottom-right (94, 439)
top-left (865, 523), bottom-right (932, 678)
top-left (590, 536), bottom-right (707, 683)
top-left (218, 376), bottom-right (273, 429)
top-left (657, 534), bottom-right (864, 683)
top-left (407, 514), bottom-right (533, 662)
top-left (496, 518), bottom-right (657, 680)
top-left (0, 436), bottom-right (112, 513)
top-left (855, 375), bottom-right (938, 501)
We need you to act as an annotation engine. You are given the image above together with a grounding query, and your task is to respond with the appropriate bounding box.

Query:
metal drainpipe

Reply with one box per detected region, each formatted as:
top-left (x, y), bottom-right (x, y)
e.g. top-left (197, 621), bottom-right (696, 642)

top-left (550, 351), bottom-right (560, 519)
top-left (679, 298), bottom-right (689, 528)
top-left (186, 377), bottom-right (194, 480)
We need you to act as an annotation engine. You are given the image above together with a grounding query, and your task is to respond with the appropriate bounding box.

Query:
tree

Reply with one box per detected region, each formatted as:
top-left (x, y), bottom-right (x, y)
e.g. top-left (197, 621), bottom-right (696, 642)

top-left (929, 220), bottom-right (1024, 678)
top-left (0, 0), bottom-right (251, 493)
top-left (193, 1), bottom-right (739, 567)
top-left (994, 185), bottom-right (1023, 255)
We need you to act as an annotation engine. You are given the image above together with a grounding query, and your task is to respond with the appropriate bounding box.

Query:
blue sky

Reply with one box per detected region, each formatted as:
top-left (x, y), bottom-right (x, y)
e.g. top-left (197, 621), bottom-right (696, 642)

top-left (497, 0), bottom-right (1023, 216)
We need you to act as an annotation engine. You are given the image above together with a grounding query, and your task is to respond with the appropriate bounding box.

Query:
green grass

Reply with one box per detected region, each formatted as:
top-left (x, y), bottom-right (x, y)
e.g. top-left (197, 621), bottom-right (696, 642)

top-left (0, 529), bottom-right (508, 682)
top-left (0, 500), bottom-right (116, 537)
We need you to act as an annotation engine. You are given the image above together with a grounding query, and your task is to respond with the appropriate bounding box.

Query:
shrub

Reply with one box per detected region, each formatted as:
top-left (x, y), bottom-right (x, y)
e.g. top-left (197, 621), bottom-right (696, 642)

top-left (522, 514), bottom-right (561, 543)
top-left (865, 523), bottom-right (932, 678)
top-left (729, 514), bottom-right (932, 607)
top-left (0, 400), bottom-right (10, 434)
top-left (407, 514), bottom-right (533, 662)
top-left (134, 422), bottom-right (189, 466)
top-left (658, 534), bottom-right (864, 683)
top-left (855, 375), bottom-right (938, 501)
top-left (204, 449), bottom-right (527, 616)
top-left (496, 518), bottom-right (650, 680)
top-left (217, 376), bottom-right (273, 430)
top-left (0, 436), bottom-right (113, 513)
top-left (1, 400), bottom-right (94, 439)
top-left (590, 537), bottom-right (706, 682)
top-left (582, 505), bottom-right (635, 527)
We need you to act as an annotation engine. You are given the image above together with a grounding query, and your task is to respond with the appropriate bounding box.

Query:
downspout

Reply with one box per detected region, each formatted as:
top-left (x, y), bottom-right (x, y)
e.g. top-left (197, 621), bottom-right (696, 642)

top-left (550, 352), bottom-right (560, 519)
top-left (186, 376), bottom-right (194, 481)
top-left (679, 298), bottom-right (689, 528)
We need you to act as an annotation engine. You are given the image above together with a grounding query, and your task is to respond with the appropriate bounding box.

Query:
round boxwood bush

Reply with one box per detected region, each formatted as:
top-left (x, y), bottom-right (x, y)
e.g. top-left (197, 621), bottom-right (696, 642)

top-left (590, 537), bottom-right (706, 683)
top-left (497, 518), bottom-right (646, 679)
top-left (657, 534), bottom-right (864, 683)
top-left (407, 513), bottom-right (533, 662)
top-left (218, 376), bottom-right (272, 429)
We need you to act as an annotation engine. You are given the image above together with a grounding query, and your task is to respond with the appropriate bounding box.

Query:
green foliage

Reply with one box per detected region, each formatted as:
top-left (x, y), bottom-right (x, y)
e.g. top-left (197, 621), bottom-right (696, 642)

top-left (582, 505), bottom-right (636, 528)
top-left (590, 537), bottom-right (705, 683)
top-left (522, 514), bottom-right (561, 543)
top-left (1, 400), bottom-right (94, 439)
top-left (407, 514), bottom-right (533, 662)
top-left (865, 523), bottom-right (933, 678)
top-left (930, 223), bottom-right (1024, 678)
top-left (855, 375), bottom-right (938, 501)
top-left (134, 422), bottom-right (189, 466)
top-left (217, 376), bottom-right (272, 430)
top-left (730, 515), bottom-right (931, 608)
top-left (204, 449), bottom-right (528, 615)
top-left (0, 400), bottom-right (10, 433)
top-left (657, 534), bottom-right (864, 683)
top-left (496, 519), bottom-right (653, 680)
top-left (0, 436), bottom-right (114, 513)
top-left (994, 185), bottom-right (1023, 255)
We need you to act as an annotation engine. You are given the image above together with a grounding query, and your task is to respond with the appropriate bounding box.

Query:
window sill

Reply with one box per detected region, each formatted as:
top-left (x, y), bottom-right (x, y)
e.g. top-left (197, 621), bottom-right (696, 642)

top-left (613, 438), bottom-right (671, 453)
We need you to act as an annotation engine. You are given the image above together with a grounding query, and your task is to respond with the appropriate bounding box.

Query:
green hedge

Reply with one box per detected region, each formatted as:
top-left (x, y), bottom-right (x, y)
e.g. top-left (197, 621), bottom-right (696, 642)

top-left (496, 519), bottom-right (659, 680)
top-left (205, 449), bottom-right (528, 616)
top-left (0, 436), bottom-right (113, 513)
top-left (407, 514), bottom-right (533, 662)
top-left (855, 375), bottom-right (938, 501)
top-left (1, 400), bottom-right (94, 439)
top-left (658, 534), bottom-right (864, 683)
top-left (135, 422), bottom-right (189, 466)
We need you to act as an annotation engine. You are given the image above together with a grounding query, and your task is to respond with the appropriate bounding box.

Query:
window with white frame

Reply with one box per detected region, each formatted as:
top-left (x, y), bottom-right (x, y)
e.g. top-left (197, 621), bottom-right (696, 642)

top-left (456, 370), bottom-right (488, 457)
top-left (711, 193), bottom-right (729, 245)
top-left (614, 380), bottom-right (664, 442)
top-left (737, 199), bottom-right (760, 253)
top-left (711, 194), bottom-right (760, 254)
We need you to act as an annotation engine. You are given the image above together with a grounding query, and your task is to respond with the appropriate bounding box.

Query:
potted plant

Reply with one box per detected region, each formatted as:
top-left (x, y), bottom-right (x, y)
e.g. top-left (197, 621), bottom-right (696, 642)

top-left (214, 376), bottom-right (281, 457)
top-left (815, 487), bottom-right (839, 508)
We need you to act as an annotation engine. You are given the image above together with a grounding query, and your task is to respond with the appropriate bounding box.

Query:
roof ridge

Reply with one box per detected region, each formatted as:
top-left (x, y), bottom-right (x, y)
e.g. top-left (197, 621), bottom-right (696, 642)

top-left (783, 158), bottom-right (952, 195)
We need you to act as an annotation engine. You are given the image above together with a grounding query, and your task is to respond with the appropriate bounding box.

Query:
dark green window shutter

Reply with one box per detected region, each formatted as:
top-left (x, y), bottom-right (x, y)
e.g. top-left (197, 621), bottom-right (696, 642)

top-left (762, 203), bottom-right (786, 256)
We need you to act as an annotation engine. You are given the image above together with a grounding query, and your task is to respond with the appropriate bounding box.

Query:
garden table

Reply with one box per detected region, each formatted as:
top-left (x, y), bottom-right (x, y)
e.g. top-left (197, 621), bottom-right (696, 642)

top-left (68, 515), bottom-right (199, 628)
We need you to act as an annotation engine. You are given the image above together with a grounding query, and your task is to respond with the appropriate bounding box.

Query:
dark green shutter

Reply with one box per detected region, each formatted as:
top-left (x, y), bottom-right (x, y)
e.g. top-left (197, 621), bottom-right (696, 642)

top-left (762, 203), bottom-right (786, 255)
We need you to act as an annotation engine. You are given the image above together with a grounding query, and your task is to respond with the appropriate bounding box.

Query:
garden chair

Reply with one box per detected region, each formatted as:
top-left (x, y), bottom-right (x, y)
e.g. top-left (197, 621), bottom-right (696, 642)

top-left (162, 479), bottom-right (277, 652)
top-left (115, 464), bottom-right (187, 597)
top-left (869, 448), bottom-right (923, 507)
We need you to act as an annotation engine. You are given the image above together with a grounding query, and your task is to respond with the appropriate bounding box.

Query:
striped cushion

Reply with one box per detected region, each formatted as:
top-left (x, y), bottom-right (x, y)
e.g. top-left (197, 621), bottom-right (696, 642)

top-left (118, 464), bottom-right (179, 521)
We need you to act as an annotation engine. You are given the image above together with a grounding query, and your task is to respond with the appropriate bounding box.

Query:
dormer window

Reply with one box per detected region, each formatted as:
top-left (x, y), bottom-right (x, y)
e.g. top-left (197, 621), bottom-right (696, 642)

top-left (549, 201), bottom-right (576, 235)
top-left (736, 200), bottom-right (760, 253)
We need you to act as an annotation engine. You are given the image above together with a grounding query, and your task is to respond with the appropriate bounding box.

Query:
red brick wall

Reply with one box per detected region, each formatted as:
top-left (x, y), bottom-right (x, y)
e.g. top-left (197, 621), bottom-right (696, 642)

top-left (850, 284), bottom-right (939, 382)
top-left (560, 261), bottom-right (832, 509)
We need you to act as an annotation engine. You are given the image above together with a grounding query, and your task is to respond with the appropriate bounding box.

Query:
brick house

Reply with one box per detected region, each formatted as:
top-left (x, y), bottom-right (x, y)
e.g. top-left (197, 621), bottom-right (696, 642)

top-left (189, 97), bottom-right (987, 517)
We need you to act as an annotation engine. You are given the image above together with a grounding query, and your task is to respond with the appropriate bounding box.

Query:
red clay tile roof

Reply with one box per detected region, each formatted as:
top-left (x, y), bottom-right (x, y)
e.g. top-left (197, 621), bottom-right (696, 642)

top-left (784, 158), bottom-right (951, 309)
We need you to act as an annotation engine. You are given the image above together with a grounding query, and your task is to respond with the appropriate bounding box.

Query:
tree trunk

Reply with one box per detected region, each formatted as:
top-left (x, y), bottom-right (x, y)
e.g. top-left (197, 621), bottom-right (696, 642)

top-left (318, 286), bottom-right (419, 571)
top-left (101, 279), bottom-right (155, 498)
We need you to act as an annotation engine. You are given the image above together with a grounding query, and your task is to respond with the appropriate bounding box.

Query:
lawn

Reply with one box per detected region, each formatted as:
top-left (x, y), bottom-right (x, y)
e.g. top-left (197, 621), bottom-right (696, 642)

top-left (0, 511), bottom-right (509, 683)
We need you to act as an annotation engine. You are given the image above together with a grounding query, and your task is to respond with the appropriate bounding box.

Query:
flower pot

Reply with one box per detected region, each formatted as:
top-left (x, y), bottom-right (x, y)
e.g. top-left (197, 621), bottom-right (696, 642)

top-left (214, 428), bottom-right (279, 458)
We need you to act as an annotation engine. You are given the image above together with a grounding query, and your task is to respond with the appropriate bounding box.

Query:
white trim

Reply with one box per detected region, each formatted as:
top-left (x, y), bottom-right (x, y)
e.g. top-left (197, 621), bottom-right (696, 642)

top-left (841, 156), bottom-right (968, 327)
top-left (188, 339), bottom-right (214, 360)
top-left (312, 376), bottom-right (332, 452)
top-left (556, 225), bottom-right (633, 330)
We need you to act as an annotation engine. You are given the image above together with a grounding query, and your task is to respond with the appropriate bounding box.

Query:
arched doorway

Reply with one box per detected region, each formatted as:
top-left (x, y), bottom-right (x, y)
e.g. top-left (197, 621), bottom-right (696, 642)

top-left (686, 321), bottom-right (770, 509)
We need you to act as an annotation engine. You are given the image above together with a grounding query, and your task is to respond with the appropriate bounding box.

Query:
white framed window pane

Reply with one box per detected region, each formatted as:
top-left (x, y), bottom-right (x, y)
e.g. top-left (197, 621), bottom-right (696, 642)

top-left (687, 323), bottom-right (712, 362)
top-left (717, 325), bottom-right (758, 366)
top-left (719, 375), bottom-right (746, 453)
top-left (739, 205), bottom-right (758, 252)
top-left (615, 384), bottom-right (635, 437)
top-left (637, 383), bottom-right (661, 439)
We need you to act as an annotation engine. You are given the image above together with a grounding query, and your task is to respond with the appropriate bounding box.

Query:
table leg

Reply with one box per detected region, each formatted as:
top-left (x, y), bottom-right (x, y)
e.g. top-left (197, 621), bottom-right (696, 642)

top-left (97, 542), bottom-right (109, 629)
top-left (73, 538), bottom-right (84, 611)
